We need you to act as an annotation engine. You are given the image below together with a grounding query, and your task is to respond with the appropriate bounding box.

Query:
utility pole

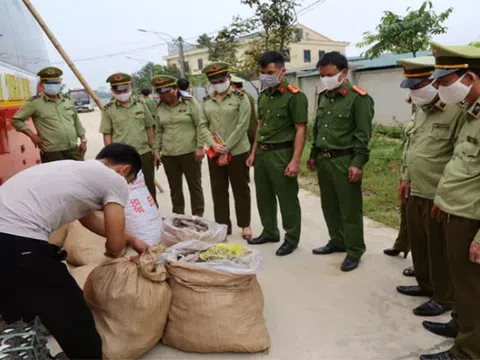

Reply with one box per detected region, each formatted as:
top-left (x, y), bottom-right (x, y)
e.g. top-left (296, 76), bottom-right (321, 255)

top-left (178, 36), bottom-right (186, 78)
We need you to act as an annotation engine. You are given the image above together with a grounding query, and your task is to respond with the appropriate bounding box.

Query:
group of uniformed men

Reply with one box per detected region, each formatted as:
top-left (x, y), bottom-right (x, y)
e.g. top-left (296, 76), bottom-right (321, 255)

top-left (9, 41), bottom-right (480, 359)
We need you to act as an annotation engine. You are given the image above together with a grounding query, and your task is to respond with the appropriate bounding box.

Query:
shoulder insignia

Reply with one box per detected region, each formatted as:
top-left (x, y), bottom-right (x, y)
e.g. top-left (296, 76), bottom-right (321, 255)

top-left (458, 100), bottom-right (469, 109)
top-left (467, 101), bottom-right (480, 119)
top-left (287, 84), bottom-right (299, 94)
top-left (103, 101), bottom-right (114, 110)
top-left (352, 85), bottom-right (367, 96)
top-left (203, 94), bottom-right (211, 102)
top-left (435, 101), bottom-right (447, 112)
top-left (233, 89), bottom-right (245, 98)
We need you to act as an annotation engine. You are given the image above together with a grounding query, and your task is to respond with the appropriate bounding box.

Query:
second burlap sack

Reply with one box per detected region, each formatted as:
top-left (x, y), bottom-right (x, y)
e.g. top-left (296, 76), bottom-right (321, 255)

top-left (83, 247), bottom-right (171, 360)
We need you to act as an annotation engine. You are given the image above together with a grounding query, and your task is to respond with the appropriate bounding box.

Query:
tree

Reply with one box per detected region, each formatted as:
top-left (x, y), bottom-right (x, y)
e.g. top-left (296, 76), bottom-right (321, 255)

top-left (470, 41), bottom-right (480, 48)
top-left (131, 63), bottom-right (181, 94)
top-left (357, 1), bottom-right (453, 58)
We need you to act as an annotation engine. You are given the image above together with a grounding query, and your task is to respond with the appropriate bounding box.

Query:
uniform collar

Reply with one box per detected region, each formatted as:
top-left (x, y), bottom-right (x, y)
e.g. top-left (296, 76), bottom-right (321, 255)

top-left (159, 95), bottom-right (185, 109)
top-left (266, 80), bottom-right (289, 95)
top-left (421, 98), bottom-right (445, 112)
top-left (115, 98), bottom-right (134, 108)
top-left (466, 97), bottom-right (480, 120)
top-left (325, 81), bottom-right (352, 98)
top-left (212, 87), bottom-right (234, 102)
top-left (42, 92), bottom-right (64, 103)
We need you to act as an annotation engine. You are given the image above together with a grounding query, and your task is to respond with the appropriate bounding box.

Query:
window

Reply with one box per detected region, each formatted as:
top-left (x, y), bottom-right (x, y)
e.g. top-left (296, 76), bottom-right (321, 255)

top-left (197, 58), bottom-right (204, 70)
top-left (283, 49), bottom-right (291, 62)
top-left (318, 50), bottom-right (326, 60)
top-left (304, 50), bottom-right (311, 63)
top-left (295, 28), bottom-right (303, 41)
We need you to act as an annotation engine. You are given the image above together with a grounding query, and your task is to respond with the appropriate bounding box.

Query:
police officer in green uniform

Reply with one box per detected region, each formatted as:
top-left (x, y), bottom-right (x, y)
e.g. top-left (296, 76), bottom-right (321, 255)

top-left (308, 52), bottom-right (374, 272)
top-left (152, 75), bottom-right (205, 216)
top-left (393, 57), bottom-right (465, 318)
top-left (99, 73), bottom-right (156, 200)
top-left (12, 67), bottom-right (87, 162)
top-left (230, 74), bottom-right (258, 148)
top-left (141, 88), bottom-right (158, 121)
top-left (419, 42), bottom-right (480, 360)
top-left (198, 62), bottom-right (252, 239)
top-left (246, 51), bottom-right (308, 256)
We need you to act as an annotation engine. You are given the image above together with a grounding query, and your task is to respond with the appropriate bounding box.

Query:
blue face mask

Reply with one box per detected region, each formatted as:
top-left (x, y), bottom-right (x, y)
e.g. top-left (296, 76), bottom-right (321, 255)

top-left (44, 83), bottom-right (61, 95)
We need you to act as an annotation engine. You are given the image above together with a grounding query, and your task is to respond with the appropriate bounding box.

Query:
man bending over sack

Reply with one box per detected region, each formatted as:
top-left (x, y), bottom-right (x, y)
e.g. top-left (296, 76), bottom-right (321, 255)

top-left (0, 143), bottom-right (149, 359)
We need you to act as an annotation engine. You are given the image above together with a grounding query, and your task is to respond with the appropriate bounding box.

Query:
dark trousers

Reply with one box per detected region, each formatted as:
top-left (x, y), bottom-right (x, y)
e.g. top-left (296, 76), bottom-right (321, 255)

top-left (162, 152), bottom-right (204, 216)
top-left (0, 234), bottom-right (102, 359)
top-left (442, 215), bottom-right (480, 359)
top-left (408, 196), bottom-right (453, 307)
top-left (141, 151), bottom-right (156, 204)
top-left (316, 154), bottom-right (365, 259)
top-left (208, 152), bottom-right (251, 230)
top-left (254, 148), bottom-right (300, 245)
top-left (40, 147), bottom-right (82, 163)
top-left (391, 202), bottom-right (410, 253)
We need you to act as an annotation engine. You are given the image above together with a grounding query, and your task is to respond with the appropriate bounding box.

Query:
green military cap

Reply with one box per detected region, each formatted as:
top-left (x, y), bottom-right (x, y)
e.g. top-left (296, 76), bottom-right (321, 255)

top-left (230, 74), bottom-right (245, 84)
top-left (396, 56), bottom-right (435, 89)
top-left (37, 67), bottom-right (63, 83)
top-left (202, 62), bottom-right (230, 81)
top-left (106, 72), bottom-right (132, 91)
top-left (151, 74), bottom-right (177, 93)
top-left (430, 41), bottom-right (480, 79)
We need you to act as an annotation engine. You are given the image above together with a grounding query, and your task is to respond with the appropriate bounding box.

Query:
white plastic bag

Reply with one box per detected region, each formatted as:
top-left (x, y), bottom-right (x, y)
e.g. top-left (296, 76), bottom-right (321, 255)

top-left (125, 171), bottom-right (162, 246)
top-left (156, 240), bottom-right (262, 275)
top-left (160, 215), bottom-right (227, 248)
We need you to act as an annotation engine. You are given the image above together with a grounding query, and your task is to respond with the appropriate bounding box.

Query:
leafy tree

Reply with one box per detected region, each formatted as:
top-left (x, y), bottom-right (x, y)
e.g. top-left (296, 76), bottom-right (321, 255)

top-left (357, 1), bottom-right (453, 58)
top-left (471, 41), bottom-right (480, 48)
top-left (131, 63), bottom-right (181, 94)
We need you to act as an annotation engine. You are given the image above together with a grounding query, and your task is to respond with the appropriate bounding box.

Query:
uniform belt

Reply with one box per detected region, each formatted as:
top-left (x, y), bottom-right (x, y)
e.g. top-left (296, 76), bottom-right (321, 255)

top-left (258, 141), bottom-right (293, 151)
top-left (320, 148), bottom-right (354, 159)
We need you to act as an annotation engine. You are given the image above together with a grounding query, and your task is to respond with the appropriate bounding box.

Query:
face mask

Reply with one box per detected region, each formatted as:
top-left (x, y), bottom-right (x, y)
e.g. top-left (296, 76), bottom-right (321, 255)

top-left (409, 83), bottom-right (438, 105)
top-left (260, 73), bottom-right (281, 88)
top-left (113, 91), bottom-right (132, 102)
top-left (438, 73), bottom-right (472, 104)
top-left (44, 83), bottom-right (61, 95)
top-left (321, 71), bottom-right (345, 91)
top-left (212, 80), bottom-right (230, 94)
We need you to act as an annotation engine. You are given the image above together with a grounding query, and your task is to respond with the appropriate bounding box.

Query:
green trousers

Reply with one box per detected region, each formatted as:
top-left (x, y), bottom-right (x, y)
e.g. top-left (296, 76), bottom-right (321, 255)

top-left (254, 148), bottom-right (301, 245)
top-left (391, 202), bottom-right (410, 253)
top-left (443, 214), bottom-right (480, 360)
top-left (140, 152), bottom-right (156, 204)
top-left (408, 196), bottom-right (453, 307)
top-left (162, 152), bottom-right (204, 216)
top-left (208, 152), bottom-right (251, 230)
top-left (316, 154), bottom-right (365, 259)
top-left (40, 148), bottom-right (82, 163)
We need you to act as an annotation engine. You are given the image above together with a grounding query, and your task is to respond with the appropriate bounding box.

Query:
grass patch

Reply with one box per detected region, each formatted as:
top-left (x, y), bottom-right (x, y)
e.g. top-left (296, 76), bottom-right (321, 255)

top-left (299, 125), bottom-right (403, 229)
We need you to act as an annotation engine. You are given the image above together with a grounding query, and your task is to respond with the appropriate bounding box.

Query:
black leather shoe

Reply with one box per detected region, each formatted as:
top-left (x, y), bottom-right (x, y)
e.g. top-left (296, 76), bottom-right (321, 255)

top-left (248, 235), bottom-right (280, 245)
top-left (396, 285), bottom-right (433, 297)
top-left (403, 267), bottom-right (415, 277)
top-left (413, 299), bottom-right (451, 317)
top-left (276, 241), bottom-right (296, 256)
top-left (341, 255), bottom-right (360, 272)
top-left (419, 350), bottom-right (456, 360)
top-left (312, 243), bottom-right (346, 255)
top-left (422, 321), bottom-right (458, 338)
top-left (383, 248), bottom-right (409, 258)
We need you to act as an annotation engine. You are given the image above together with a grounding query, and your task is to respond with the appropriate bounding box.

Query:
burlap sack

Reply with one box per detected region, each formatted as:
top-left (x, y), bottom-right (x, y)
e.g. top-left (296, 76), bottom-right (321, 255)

top-left (48, 224), bottom-right (69, 248)
top-left (63, 220), bottom-right (109, 266)
top-left (163, 262), bottom-right (270, 353)
top-left (84, 247), bottom-right (171, 360)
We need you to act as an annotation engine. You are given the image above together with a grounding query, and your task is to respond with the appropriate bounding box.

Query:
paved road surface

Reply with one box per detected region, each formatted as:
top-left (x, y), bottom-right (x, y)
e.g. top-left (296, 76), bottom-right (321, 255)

top-left (50, 110), bottom-right (452, 359)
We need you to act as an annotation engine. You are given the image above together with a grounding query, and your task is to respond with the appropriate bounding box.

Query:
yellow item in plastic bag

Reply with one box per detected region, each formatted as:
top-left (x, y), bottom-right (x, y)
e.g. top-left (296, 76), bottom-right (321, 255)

top-left (199, 243), bottom-right (247, 261)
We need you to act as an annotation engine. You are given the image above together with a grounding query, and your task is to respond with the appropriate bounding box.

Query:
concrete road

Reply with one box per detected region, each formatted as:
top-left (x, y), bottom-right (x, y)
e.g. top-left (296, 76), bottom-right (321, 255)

top-left (50, 110), bottom-right (452, 359)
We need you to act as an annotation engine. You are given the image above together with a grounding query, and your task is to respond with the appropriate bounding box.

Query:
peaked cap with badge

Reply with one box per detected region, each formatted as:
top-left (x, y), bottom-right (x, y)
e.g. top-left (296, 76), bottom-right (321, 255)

top-left (151, 75), bottom-right (178, 93)
top-left (37, 67), bottom-right (63, 83)
top-left (202, 62), bottom-right (230, 81)
top-left (230, 74), bottom-right (246, 85)
top-left (106, 72), bottom-right (132, 91)
top-left (396, 56), bottom-right (435, 89)
top-left (430, 41), bottom-right (480, 79)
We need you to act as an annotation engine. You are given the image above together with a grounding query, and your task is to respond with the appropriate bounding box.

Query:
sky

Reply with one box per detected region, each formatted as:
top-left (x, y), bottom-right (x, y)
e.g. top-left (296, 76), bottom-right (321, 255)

top-left (29, 0), bottom-right (480, 89)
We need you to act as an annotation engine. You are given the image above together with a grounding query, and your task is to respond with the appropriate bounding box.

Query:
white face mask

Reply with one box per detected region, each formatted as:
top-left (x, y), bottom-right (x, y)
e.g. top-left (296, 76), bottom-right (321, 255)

top-left (113, 91), bottom-right (132, 102)
top-left (321, 71), bottom-right (345, 91)
top-left (212, 80), bottom-right (230, 94)
top-left (409, 83), bottom-right (438, 105)
top-left (260, 73), bottom-right (281, 88)
top-left (438, 73), bottom-right (472, 104)
top-left (44, 83), bottom-right (61, 96)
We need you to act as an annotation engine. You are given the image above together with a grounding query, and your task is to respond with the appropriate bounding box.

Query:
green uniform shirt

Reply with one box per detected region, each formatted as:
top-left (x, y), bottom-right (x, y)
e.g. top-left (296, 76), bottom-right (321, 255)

top-left (310, 81), bottom-right (374, 169)
top-left (435, 98), bottom-right (480, 223)
top-left (11, 93), bottom-right (85, 152)
top-left (257, 81), bottom-right (308, 145)
top-left (155, 95), bottom-right (203, 156)
top-left (199, 87), bottom-right (251, 156)
top-left (402, 101), bottom-right (465, 200)
top-left (144, 96), bottom-right (158, 121)
top-left (99, 98), bottom-right (154, 155)
top-left (242, 89), bottom-right (258, 145)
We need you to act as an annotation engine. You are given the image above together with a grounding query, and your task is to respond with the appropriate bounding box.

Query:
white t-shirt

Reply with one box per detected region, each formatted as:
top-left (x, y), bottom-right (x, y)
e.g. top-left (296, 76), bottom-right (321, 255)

top-left (0, 160), bottom-right (129, 241)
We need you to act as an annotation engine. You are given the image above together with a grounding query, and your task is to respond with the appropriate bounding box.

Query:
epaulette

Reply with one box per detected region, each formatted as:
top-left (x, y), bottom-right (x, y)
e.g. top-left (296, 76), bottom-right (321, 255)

top-left (103, 101), bottom-right (114, 110)
top-left (203, 94), bottom-right (211, 102)
top-left (458, 100), bottom-right (469, 109)
top-left (287, 84), bottom-right (299, 94)
top-left (352, 85), bottom-right (367, 96)
top-left (467, 100), bottom-right (480, 119)
top-left (435, 101), bottom-right (447, 112)
top-left (233, 89), bottom-right (244, 98)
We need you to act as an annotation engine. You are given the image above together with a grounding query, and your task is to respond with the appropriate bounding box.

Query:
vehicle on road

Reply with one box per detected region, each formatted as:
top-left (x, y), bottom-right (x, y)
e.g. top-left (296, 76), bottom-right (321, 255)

top-left (68, 88), bottom-right (95, 113)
